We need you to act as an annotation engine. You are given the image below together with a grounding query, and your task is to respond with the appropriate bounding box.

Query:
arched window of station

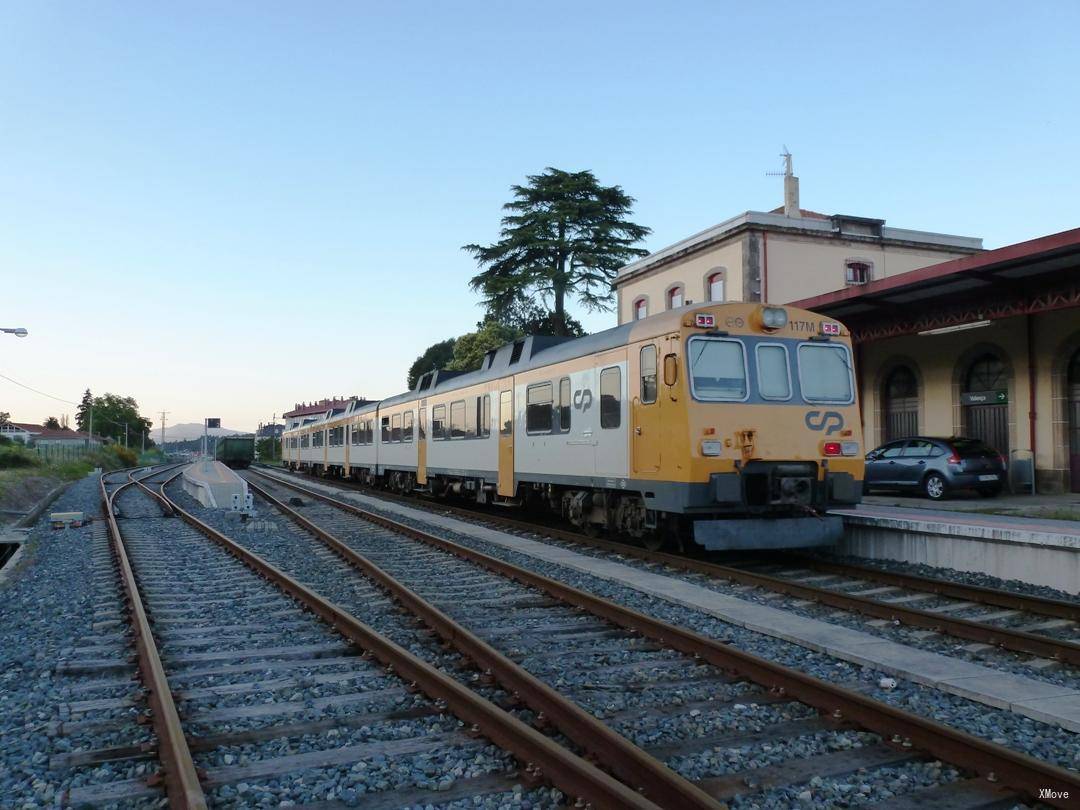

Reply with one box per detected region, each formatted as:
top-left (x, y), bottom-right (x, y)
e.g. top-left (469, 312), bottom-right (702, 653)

top-left (883, 365), bottom-right (919, 442)
top-left (1068, 349), bottom-right (1080, 493)
top-left (633, 296), bottom-right (648, 321)
top-left (666, 284), bottom-right (685, 310)
top-left (961, 353), bottom-right (1010, 455)
top-left (705, 269), bottom-right (726, 303)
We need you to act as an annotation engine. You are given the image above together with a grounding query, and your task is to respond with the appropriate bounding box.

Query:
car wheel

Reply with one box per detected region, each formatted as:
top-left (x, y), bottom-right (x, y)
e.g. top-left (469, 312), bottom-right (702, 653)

top-left (977, 486), bottom-right (1002, 498)
top-left (923, 473), bottom-right (948, 500)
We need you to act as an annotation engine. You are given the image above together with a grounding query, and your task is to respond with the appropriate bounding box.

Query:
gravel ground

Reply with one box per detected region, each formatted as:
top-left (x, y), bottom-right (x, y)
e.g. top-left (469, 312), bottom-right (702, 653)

top-left (236, 473), bottom-right (1060, 808)
top-left (0, 473), bottom-right (167, 808)
top-left (257, 470), bottom-right (1080, 781)
top-left (128, 476), bottom-right (532, 808)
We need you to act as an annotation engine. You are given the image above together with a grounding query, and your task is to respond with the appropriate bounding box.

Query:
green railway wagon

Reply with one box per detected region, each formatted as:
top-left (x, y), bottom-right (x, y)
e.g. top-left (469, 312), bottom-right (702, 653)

top-left (215, 436), bottom-right (255, 469)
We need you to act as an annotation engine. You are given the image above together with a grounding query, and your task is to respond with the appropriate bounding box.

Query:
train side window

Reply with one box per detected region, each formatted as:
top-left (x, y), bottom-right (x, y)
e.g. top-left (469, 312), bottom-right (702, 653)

top-left (450, 400), bottom-right (466, 438)
top-left (464, 397), bottom-right (477, 439)
top-left (526, 382), bottom-right (554, 434)
top-left (418, 408), bottom-right (426, 441)
top-left (381, 416), bottom-right (390, 443)
top-left (351, 424), bottom-right (360, 445)
top-left (500, 391), bottom-right (513, 436)
top-left (600, 367), bottom-right (621, 429)
top-left (640, 346), bottom-right (657, 404)
top-left (432, 405), bottom-right (446, 440)
top-left (756, 344), bottom-right (791, 400)
top-left (479, 395), bottom-right (491, 438)
top-left (557, 377), bottom-right (571, 432)
top-left (403, 411), bottom-right (414, 443)
top-left (391, 414), bottom-right (402, 443)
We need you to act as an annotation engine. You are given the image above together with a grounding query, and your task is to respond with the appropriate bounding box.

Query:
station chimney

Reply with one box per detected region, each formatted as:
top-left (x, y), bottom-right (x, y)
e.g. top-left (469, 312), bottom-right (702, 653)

top-left (782, 149), bottom-right (800, 218)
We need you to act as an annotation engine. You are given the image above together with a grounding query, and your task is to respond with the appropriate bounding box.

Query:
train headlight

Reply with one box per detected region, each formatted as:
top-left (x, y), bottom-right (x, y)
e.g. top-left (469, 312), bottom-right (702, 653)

top-left (701, 440), bottom-right (722, 456)
top-left (760, 306), bottom-right (788, 331)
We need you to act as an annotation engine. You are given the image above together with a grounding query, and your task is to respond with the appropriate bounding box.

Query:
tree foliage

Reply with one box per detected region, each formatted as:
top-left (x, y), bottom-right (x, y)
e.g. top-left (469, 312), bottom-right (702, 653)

top-left (464, 168), bottom-right (650, 336)
top-left (0, 411), bottom-right (10, 426)
top-left (76, 390), bottom-right (92, 431)
top-left (44, 416), bottom-right (61, 430)
top-left (80, 393), bottom-right (154, 447)
top-left (406, 338), bottom-right (457, 390)
top-left (446, 320), bottom-right (522, 373)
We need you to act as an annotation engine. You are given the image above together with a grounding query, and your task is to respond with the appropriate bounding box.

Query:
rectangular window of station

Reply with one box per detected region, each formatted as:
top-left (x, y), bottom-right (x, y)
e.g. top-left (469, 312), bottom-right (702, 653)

top-left (844, 260), bottom-right (871, 286)
top-left (391, 414), bottom-right (402, 443)
top-left (381, 416), bottom-right (390, 443)
top-left (557, 377), bottom-right (571, 432)
top-left (500, 391), bottom-right (513, 436)
top-left (600, 367), bottom-right (621, 429)
top-left (403, 411), bottom-right (414, 443)
top-left (450, 400), bottom-right (466, 438)
top-left (640, 346), bottom-right (657, 404)
top-left (756, 344), bottom-right (791, 400)
top-left (432, 405), bottom-right (446, 440)
top-left (526, 382), bottom-right (553, 433)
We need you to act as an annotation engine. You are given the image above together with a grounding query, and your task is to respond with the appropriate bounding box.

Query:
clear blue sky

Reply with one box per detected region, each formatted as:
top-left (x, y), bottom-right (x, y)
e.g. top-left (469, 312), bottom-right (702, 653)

top-left (2, 1), bottom-right (1077, 431)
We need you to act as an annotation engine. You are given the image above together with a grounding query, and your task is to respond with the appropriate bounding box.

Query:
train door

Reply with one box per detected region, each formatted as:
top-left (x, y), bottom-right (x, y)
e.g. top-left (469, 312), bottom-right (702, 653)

top-left (417, 404), bottom-right (428, 486)
top-left (632, 344), bottom-right (661, 473)
top-left (498, 388), bottom-right (514, 496)
top-left (322, 429), bottom-right (328, 472)
top-left (596, 350), bottom-right (629, 478)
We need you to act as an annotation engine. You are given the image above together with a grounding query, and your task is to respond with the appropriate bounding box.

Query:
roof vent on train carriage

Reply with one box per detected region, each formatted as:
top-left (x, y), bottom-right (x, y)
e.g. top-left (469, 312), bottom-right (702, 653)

top-left (418, 371), bottom-right (434, 392)
top-left (484, 348), bottom-right (497, 369)
top-left (509, 340), bottom-right (526, 365)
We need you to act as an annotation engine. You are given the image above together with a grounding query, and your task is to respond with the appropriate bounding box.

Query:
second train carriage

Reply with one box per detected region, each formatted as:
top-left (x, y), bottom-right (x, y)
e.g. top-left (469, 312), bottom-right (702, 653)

top-left (281, 302), bottom-right (864, 550)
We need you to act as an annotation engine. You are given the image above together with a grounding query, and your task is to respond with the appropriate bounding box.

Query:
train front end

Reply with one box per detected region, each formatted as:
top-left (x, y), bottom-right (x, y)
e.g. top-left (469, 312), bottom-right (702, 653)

top-left (646, 303), bottom-right (863, 551)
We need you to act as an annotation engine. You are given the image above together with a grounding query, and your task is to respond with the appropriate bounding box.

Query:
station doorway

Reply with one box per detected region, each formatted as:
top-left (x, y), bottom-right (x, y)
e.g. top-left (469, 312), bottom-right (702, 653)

top-left (883, 366), bottom-right (919, 442)
top-left (1069, 350), bottom-right (1080, 493)
top-left (961, 354), bottom-right (1009, 456)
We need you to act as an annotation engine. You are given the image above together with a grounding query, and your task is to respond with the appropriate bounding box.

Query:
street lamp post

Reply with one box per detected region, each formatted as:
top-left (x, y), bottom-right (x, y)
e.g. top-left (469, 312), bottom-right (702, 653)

top-left (1, 327), bottom-right (28, 337)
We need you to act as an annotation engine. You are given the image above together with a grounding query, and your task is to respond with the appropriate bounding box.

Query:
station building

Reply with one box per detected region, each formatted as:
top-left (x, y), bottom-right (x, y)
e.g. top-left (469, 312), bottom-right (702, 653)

top-left (792, 228), bottom-right (1080, 494)
top-left (613, 161), bottom-right (983, 322)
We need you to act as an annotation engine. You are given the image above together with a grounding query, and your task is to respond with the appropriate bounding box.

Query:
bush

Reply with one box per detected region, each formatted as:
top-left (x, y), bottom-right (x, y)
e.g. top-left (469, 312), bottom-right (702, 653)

top-left (0, 444), bottom-right (42, 469)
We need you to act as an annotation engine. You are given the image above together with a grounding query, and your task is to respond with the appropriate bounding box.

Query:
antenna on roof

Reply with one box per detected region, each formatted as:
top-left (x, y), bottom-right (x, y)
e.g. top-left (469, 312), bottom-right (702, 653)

top-left (765, 146), bottom-right (800, 218)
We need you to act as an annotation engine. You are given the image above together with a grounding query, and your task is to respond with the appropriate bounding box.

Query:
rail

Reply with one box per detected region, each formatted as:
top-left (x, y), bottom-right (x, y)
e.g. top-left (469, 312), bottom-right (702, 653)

top-left (249, 467), bottom-right (1080, 808)
top-left (140, 470), bottom-right (663, 810)
top-left (99, 467), bottom-right (206, 810)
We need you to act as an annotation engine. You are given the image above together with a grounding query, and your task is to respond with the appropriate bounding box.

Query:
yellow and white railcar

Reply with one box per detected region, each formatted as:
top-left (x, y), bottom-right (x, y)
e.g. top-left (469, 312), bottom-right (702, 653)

top-left (281, 302), bottom-right (864, 550)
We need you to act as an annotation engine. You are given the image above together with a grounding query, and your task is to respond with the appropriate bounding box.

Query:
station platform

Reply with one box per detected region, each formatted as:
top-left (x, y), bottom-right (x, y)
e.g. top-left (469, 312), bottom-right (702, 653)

top-left (258, 469), bottom-right (1080, 733)
top-left (182, 460), bottom-right (248, 509)
top-left (831, 503), bottom-right (1080, 595)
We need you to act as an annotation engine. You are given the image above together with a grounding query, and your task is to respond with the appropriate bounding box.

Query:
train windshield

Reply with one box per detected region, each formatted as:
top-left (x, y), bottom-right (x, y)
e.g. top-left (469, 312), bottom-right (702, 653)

top-left (797, 343), bottom-right (854, 403)
top-left (688, 337), bottom-right (748, 400)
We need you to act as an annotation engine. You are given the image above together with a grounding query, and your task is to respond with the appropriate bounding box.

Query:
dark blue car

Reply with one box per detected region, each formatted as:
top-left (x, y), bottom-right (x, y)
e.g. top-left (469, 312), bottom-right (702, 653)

top-left (864, 437), bottom-right (1006, 500)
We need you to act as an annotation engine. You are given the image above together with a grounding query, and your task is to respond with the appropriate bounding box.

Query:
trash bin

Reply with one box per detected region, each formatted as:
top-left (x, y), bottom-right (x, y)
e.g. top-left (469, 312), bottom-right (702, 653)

top-left (1008, 449), bottom-right (1035, 495)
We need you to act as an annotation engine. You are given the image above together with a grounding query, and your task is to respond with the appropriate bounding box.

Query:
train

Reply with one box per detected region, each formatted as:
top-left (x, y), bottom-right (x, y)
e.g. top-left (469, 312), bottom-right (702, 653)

top-left (281, 302), bottom-right (864, 551)
top-left (215, 436), bottom-right (255, 469)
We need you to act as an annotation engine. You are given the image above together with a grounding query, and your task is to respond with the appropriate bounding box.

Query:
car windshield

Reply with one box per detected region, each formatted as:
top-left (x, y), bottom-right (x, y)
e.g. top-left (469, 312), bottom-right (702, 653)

top-left (951, 438), bottom-right (999, 457)
top-left (798, 343), bottom-right (854, 403)
top-left (688, 337), bottom-right (747, 400)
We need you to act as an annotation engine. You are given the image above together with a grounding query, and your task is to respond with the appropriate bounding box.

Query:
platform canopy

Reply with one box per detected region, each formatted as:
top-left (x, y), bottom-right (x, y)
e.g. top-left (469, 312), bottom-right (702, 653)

top-left (791, 228), bottom-right (1080, 343)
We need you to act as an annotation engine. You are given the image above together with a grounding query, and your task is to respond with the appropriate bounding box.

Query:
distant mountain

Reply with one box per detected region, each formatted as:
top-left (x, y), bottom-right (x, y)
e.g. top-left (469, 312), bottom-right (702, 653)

top-left (161, 422), bottom-right (248, 442)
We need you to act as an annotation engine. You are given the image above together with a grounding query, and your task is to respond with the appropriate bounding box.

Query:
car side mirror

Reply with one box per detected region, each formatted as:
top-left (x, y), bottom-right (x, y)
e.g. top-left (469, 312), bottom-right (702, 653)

top-left (663, 354), bottom-right (678, 387)
top-left (866, 451), bottom-right (878, 460)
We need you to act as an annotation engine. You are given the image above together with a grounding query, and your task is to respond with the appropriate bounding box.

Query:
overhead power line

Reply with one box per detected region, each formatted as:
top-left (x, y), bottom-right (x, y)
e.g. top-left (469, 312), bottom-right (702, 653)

top-left (0, 370), bottom-right (78, 405)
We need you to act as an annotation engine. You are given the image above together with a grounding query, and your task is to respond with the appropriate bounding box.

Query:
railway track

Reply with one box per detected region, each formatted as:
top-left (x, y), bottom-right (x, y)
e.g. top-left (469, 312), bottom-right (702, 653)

top-left (86, 466), bottom-right (656, 808)
top-left (260, 466), bottom-right (1080, 670)
top-left (244, 467), bottom-right (1080, 808)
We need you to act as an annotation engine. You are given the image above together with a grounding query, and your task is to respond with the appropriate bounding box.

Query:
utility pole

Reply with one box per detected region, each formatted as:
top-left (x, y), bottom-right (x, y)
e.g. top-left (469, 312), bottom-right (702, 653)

top-left (141, 430), bottom-right (146, 453)
top-left (124, 423), bottom-right (129, 448)
top-left (159, 411), bottom-right (169, 456)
